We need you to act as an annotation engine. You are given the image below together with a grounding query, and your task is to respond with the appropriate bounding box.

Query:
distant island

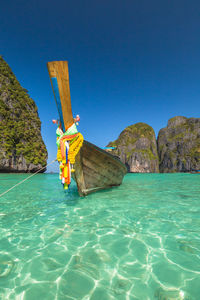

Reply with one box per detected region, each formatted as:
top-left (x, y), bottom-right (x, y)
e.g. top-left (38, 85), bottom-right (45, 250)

top-left (0, 56), bottom-right (47, 172)
top-left (107, 116), bottom-right (200, 173)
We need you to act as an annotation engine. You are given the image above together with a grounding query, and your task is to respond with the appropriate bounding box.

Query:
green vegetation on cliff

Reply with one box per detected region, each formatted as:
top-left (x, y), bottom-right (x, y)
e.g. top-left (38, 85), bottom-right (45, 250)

top-left (0, 56), bottom-right (47, 171)
top-left (157, 116), bottom-right (200, 172)
top-left (107, 122), bottom-right (159, 173)
top-left (109, 123), bottom-right (155, 147)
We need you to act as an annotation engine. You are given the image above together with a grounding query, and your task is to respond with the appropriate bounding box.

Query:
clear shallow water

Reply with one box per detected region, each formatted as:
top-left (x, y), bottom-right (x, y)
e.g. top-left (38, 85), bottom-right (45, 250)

top-left (0, 173), bottom-right (200, 300)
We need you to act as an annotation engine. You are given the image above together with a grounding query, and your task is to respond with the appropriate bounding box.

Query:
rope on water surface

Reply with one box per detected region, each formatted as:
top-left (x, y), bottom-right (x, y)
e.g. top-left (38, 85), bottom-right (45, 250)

top-left (0, 159), bottom-right (57, 198)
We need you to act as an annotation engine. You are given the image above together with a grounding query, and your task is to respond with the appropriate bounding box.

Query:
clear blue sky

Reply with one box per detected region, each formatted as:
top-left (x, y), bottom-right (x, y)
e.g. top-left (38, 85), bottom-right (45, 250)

top-left (1, 0), bottom-right (200, 172)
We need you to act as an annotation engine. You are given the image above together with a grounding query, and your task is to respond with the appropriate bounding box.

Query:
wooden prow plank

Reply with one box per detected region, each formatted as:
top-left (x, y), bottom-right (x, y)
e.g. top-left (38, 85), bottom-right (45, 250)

top-left (47, 61), bottom-right (74, 131)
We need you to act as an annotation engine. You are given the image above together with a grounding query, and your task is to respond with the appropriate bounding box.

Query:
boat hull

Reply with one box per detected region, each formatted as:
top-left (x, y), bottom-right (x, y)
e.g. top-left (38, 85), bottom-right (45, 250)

top-left (72, 140), bottom-right (127, 196)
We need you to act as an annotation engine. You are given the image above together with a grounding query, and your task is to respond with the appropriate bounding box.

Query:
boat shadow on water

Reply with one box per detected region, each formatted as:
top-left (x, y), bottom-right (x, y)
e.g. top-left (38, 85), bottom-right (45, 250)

top-left (63, 186), bottom-right (81, 206)
top-left (63, 183), bottom-right (121, 206)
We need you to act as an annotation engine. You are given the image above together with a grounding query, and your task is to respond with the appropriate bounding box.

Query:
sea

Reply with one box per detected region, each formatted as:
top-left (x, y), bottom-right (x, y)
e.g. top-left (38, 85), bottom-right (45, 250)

top-left (0, 173), bottom-right (199, 300)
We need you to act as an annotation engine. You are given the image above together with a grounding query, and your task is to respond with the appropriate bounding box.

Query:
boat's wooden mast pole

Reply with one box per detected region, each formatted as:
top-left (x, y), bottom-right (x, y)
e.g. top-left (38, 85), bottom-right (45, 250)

top-left (47, 61), bottom-right (74, 131)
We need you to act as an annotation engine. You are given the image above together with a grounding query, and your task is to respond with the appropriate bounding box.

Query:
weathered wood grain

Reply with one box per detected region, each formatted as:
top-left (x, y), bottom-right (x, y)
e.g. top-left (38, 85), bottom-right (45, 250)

top-left (47, 61), bottom-right (74, 130)
top-left (73, 141), bottom-right (127, 196)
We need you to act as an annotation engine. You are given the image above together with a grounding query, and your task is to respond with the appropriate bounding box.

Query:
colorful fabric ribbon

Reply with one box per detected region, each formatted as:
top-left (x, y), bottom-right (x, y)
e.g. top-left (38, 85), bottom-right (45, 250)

top-left (56, 124), bottom-right (83, 190)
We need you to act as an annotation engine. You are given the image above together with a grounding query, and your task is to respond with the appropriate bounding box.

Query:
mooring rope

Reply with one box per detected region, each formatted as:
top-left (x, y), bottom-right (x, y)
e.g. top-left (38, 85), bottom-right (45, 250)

top-left (0, 159), bottom-right (57, 198)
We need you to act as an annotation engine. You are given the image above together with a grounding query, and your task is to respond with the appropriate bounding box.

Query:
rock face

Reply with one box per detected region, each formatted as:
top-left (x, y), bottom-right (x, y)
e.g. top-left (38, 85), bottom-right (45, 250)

top-left (0, 56), bottom-right (47, 172)
top-left (157, 116), bottom-right (200, 172)
top-left (107, 123), bottom-right (159, 173)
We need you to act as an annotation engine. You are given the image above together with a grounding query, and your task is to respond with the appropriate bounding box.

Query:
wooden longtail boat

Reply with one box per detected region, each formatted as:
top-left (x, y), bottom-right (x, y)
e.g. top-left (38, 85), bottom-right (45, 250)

top-left (47, 61), bottom-right (127, 196)
top-left (190, 170), bottom-right (200, 174)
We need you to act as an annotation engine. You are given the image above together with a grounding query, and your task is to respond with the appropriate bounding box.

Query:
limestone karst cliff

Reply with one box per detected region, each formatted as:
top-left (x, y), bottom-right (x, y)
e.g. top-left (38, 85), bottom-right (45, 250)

top-left (157, 116), bottom-right (200, 172)
top-left (107, 123), bottom-right (159, 173)
top-left (0, 56), bottom-right (47, 172)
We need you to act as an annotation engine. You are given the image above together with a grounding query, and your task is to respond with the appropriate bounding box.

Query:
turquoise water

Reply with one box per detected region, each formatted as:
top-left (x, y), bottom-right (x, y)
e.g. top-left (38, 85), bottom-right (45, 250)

top-left (0, 173), bottom-right (200, 300)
